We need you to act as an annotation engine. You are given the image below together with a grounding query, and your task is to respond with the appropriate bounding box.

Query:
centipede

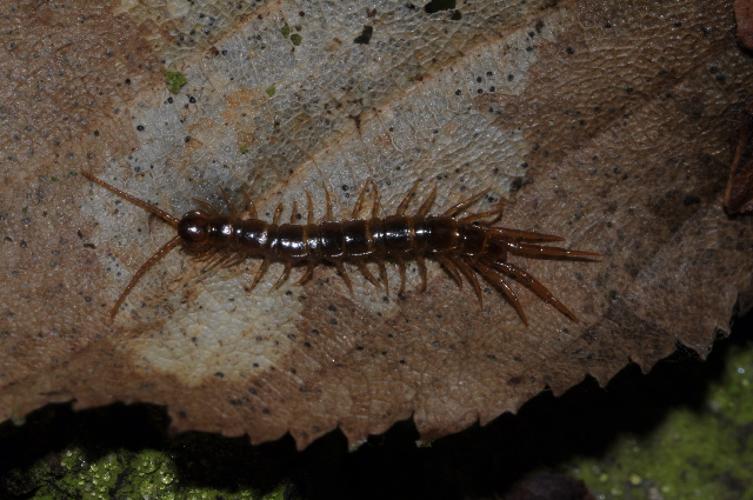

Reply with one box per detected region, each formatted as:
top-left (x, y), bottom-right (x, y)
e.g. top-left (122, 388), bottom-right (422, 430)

top-left (82, 172), bottom-right (600, 323)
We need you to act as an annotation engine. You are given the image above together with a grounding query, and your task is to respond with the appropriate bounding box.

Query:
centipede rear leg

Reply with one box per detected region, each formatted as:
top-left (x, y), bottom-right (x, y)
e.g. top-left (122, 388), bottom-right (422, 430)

top-left (453, 257), bottom-right (484, 305)
top-left (472, 260), bottom-right (529, 325)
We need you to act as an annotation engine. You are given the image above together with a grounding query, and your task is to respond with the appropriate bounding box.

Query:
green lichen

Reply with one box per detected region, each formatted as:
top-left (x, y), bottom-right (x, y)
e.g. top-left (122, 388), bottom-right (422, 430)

top-left (239, 144), bottom-right (250, 154)
top-left (569, 342), bottom-right (753, 499)
top-left (165, 70), bottom-right (188, 95)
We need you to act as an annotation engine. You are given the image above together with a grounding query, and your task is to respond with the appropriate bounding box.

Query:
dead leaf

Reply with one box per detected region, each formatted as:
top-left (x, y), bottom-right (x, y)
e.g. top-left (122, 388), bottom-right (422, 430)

top-left (2, 1), bottom-right (753, 449)
top-left (737, 0), bottom-right (753, 49)
top-left (724, 104), bottom-right (753, 214)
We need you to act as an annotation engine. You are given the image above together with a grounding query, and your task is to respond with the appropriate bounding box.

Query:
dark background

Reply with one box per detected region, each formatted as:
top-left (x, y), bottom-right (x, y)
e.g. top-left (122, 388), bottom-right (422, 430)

top-left (1, 309), bottom-right (751, 499)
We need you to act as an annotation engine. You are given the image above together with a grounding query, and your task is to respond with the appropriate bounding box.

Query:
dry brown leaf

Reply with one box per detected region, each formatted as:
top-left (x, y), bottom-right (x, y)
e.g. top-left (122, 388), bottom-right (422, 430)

top-left (2, 1), bottom-right (753, 449)
top-left (737, 0), bottom-right (753, 49)
top-left (724, 104), bottom-right (753, 214)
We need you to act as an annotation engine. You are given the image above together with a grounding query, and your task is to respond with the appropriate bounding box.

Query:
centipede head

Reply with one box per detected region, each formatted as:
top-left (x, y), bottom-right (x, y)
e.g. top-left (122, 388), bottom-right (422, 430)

top-left (178, 210), bottom-right (212, 247)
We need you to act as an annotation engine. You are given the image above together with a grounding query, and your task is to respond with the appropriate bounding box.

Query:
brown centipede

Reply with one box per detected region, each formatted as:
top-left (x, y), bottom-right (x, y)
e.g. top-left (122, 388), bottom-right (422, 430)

top-left (82, 172), bottom-right (600, 323)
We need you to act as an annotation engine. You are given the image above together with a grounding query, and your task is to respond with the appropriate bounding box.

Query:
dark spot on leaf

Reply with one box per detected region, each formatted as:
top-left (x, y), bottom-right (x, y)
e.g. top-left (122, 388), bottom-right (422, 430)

top-left (424, 0), bottom-right (455, 13)
top-left (354, 25), bottom-right (373, 44)
top-left (683, 194), bottom-right (701, 206)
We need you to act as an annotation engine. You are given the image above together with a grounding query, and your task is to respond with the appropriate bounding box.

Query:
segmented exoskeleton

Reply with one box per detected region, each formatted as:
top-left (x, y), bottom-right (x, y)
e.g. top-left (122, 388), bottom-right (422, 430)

top-left (83, 172), bottom-right (599, 322)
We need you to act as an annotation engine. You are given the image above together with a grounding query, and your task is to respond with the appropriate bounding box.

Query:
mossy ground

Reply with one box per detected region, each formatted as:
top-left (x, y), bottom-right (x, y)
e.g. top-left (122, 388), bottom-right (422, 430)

top-left (569, 337), bottom-right (753, 499)
top-left (1, 315), bottom-right (751, 499)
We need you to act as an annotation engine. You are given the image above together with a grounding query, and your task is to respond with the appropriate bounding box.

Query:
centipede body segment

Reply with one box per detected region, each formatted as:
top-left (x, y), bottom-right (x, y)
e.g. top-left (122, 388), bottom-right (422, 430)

top-left (82, 172), bottom-right (600, 323)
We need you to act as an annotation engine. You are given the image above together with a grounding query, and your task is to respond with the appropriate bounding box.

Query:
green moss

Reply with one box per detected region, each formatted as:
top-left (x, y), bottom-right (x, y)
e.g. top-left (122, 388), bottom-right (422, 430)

top-left (570, 342), bottom-right (753, 499)
top-left (32, 448), bottom-right (125, 499)
top-left (165, 70), bottom-right (188, 94)
top-left (265, 85), bottom-right (276, 97)
top-left (239, 144), bottom-right (250, 154)
top-left (113, 450), bottom-right (176, 499)
top-left (280, 23), bottom-right (291, 38)
top-left (13, 447), bottom-right (286, 499)
top-left (290, 33), bottom-right (302, 46)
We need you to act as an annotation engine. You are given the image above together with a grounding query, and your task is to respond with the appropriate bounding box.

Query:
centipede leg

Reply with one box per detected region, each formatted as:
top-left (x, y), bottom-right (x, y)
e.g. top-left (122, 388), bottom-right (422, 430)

top-left (202, 252), bottom-right (234, 273)
top-left (195, 249), bottom-right (218, 263)
top-left (397, 258), bottom-right (407, 295)
top-left (370, 180), bottom-right (381, 218)
top-left (335, 261), bottom-right (353, 293)
top-left (377, 260), bottom-right (389, 295)
top-left (272, 262), bottom-right (292, 290)
top-left (297, 262), bottom-right (315, 285)
top-left (416, 255), bottom-right (428, 292)
top-left (305, 191), bottom-right (315, 224)
top-left (396, 180), bottom-right (420, 215)
top-left (192, 198), bottom-right (220, 216)
top-left (272, 203), bottom-right (284, 225)
top-left (248, 259), bottom-right (270, 291)
top-left (436, 255), bottom-right (463, 289)
top-left (490, 260), bottom-right (578, 322)
top-left (244, 173), bottom-right (261, 218)
top-left (488, 227), bottom-right (564, 243)
top-left (453, 257), bottom-right (483, 307)
top-left (221, 253), bottom-right (247, 269)
top-left (459, 201), bottom-right (505, 225)
top-left (442, 189), bottom-right (489, 218)
top-left (352, 181), bottom-right (370, 218)
top-left (218, 188), bottom-right (234, 213)
top-left (242, 191), bottom-right (258, 218)
top-left (290, 200), bottom-right (298, 224)
top-left (415, 185), bottom-right (437, 218)
top-left (324, 184), bottom-right (334, 221)
top-left (474, 262), bottom-right (528, 326)
top-left (357, 261), bottom-right (381, 288)
top-left (504, 241), bottom-right (601, 261)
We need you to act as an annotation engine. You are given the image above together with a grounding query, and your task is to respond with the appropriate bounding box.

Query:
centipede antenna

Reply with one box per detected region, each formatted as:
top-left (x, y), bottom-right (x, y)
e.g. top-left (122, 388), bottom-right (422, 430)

top-left (110, 235), bottom-right (181, 319)
top-left (82, 172), bottom-right (179, 228)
